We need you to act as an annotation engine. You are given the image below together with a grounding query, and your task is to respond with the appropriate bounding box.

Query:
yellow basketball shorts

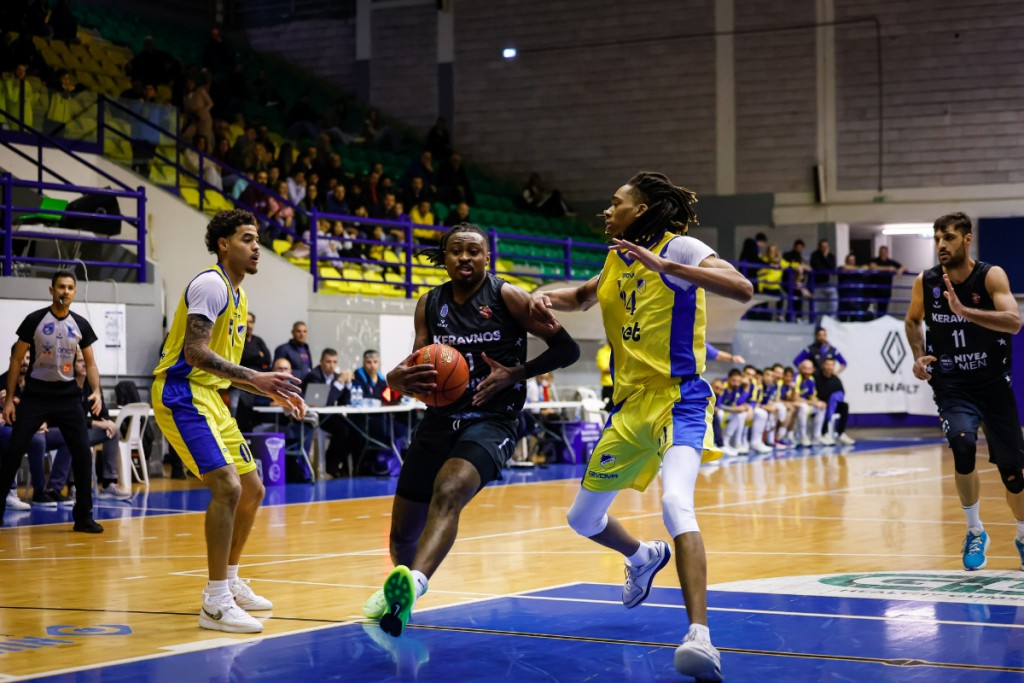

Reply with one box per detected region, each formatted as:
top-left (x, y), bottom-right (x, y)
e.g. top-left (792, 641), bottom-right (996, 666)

top-left (152, 375), bottom-right (256, 478)
top-left (583, 377), bottom-right (721, 493)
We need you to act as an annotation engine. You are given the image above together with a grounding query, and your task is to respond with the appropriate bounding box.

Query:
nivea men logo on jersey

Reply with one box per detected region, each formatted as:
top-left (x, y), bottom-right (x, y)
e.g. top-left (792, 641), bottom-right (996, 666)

top-left (931, 313), bottom-right (968, 324)
top-left (953, 351), bottom-right (988, 371)
top-left (434, 330), bottom-right (502, 345)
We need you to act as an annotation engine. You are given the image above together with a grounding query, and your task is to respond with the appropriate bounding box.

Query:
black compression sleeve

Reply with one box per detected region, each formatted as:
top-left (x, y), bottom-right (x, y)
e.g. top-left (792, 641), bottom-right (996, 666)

top-left (522, 327), bottom-right (580, 379)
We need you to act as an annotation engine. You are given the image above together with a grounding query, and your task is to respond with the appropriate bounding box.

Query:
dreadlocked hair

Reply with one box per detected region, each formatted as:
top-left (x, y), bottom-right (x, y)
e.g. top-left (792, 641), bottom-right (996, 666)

top-left (419, 222), bottom-right (489, 266)
top-left (622, 171), bottom-right (698, 244)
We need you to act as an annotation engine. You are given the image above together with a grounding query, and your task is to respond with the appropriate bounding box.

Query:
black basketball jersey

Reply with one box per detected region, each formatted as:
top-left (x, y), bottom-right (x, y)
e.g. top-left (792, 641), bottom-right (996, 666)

top-left (423, 273), bottom-right (528, 419)
top-left (922, 262), bottom-right (1011, 387)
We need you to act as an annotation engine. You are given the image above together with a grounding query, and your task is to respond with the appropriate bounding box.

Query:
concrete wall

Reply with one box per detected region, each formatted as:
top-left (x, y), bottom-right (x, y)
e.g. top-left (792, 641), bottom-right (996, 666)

top-left (246, 18), bottom-right (359, 93)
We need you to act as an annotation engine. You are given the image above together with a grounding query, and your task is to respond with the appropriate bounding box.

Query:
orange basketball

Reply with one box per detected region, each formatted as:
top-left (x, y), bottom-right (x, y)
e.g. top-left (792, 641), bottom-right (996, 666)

top-left (409, 343), bottom-right (470, 407)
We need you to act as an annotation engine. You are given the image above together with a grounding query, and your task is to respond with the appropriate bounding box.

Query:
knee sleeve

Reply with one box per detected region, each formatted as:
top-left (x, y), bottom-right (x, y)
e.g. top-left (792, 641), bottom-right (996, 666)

top-left (998, 464), bottom-right (1024, 494)
top-left (566, 488), bottom-right (615, 538)
top-left (661, 445), bottom-right (701, 538)
top-left (948, 431), bottom-right (977, 475)
top-left (662, 489), bottom-right (699, 538)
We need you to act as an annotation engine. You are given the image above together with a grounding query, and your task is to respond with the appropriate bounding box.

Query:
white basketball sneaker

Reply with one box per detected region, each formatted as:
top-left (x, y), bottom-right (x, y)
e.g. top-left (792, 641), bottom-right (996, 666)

top-left (199, 591), bottom-right (263, 633)
top-left (674, 628), bottom-right (722, 682)
top-left (5, 491), bottom-right (30, 511)
top-left (230, 578), bottom-right (273, 610)
top-left (622, 540), bottom-right (671, 608)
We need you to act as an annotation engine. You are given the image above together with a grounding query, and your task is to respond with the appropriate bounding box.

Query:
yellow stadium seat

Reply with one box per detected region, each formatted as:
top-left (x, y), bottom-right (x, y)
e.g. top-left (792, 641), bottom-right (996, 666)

top-left (272, 239), bottom-right (291, 255)
top-left (179, 187), bottom-right (200, 208)
top-left (203, 190), bottom-right (233, 212)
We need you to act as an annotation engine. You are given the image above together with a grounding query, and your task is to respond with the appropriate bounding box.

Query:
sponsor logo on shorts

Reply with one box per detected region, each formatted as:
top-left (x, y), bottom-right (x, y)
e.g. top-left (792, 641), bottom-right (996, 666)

top-left (587, 470), bottom-right (619, 479)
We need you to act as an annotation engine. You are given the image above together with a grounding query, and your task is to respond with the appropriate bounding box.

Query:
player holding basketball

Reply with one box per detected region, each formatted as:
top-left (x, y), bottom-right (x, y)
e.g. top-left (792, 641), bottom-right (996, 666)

top-left (905, 212), bottom-right (1024, 572)
top-left (153, 210), bottom-right (306, 633)
top-left (364, 222), bottom-right (580, 638)
top-left (531, 172), bottom-right (752, 681)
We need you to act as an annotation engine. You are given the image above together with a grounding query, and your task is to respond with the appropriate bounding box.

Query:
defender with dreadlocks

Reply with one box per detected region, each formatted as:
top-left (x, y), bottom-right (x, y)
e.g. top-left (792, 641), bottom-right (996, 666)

top-left (532, 172), bottom-right (752, 681)
top-left (363, 223), bottom-right (580, 638)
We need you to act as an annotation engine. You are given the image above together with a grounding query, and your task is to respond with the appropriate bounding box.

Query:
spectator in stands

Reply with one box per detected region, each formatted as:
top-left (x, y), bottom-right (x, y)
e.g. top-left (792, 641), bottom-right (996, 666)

top-left (43, 69), bottom-right (75, 136)
top-left (753, 244), bottom-right (786, 320)
top-left (437, 151), bottom-right (474, 205)
top-left (737, 232), bottom-right (766, 280)
top-left (20, 0), bottom-right (51, 38)
top-left (360, 107), bottom-right (399, 151)
top-left (286, 93), bottom-right (321, 141)
top-left (270, 180), bottom-right (295, 234)
top-left (266, 164), bottom-right (282, 189)
top-left (810, 239), bottom-right (838, 323)
top-left (181, 73), bottom-right (215, 153)
top-left (48, 0), bottom-right (78, 44)
top-left (274, 322), bottom-right (312, 379)
top-left (185, 134), bottom-right (223, 190)
top-left (404, 150), bottom-right (436, 192)
top-left (243, 141), bottom-right (272, 174)
top-left (286, 170), bottom-right (307, 206)
top-left (782, 239), bottom-right (811, 322)
top-left (255, 124), bottom-right (276, 158)
top-left (363, 169), bottom-right (383, 216)
top-left (211, 61), bottom-right (248, 120)
top-left (126, 37), bottom-right (179, 89)
top-left (521, 172), bottom-right (573, 217)
top-left (403, 175), bottom-right (432, 208)
top-left (322, 152), bottom-right (345, 191)
top-left (321, 96), bottom-right (354, 144)
top-left (410, 199), bottom-right (438, 245)
top-left (325, 183), bottom-right (351, 216)
top-left (868, 245), bottom-right (906, 318)
top-left (337, 221), bottom-right (365, 261)
top-left (229, 124), bottom-right (256, 168)
top-left (129, 83), bottom-right (161, 177)
top-left (837, 253), bottom-right (869, 322)
top-left (1, 62), bottom-right (35, 129)
top-left (239, 169), bottom-right (273, 226)
top-left (425, 116), bottom-right (452, 162)
top-left (201, 26), bottom-right (234, 77)
top-left (444, 201), bottom-right (471, 228)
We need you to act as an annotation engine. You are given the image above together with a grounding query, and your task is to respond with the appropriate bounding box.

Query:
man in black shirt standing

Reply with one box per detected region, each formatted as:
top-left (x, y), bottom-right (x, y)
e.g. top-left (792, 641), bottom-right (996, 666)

top-left (810, 239), bottom-right (837, 323)
top-left (813, 359), bottom-right (855, 446)
top-left (905, 212), bottom-right (1024, 572)
top-left (0, 271), bottom-right (104, 532)
top-left (868, 246), bottom-right (906, 318)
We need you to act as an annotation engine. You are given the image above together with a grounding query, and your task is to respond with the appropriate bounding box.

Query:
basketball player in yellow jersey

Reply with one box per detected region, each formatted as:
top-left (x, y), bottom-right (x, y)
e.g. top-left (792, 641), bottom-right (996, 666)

top-left (532, 172), bottom-right (752, 681)
top-left (152, 210), bottom-right (306, 634)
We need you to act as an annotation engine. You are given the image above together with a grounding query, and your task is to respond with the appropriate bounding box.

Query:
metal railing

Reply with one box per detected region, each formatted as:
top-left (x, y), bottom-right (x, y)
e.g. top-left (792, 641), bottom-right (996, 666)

top-left (736, 260), bottom-right (915, 323)
top-left (0, 109), bottom-right (147, 282)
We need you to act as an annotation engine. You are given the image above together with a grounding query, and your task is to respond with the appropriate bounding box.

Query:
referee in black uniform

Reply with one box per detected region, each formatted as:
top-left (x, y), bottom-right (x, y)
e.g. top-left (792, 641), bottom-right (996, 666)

top-left (1, 271), bottom-right (104, 532)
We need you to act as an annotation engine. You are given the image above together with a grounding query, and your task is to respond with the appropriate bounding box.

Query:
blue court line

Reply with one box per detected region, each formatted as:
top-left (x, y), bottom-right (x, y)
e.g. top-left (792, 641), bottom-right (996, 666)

top-left (15, 584), bottom-right (1022, 683)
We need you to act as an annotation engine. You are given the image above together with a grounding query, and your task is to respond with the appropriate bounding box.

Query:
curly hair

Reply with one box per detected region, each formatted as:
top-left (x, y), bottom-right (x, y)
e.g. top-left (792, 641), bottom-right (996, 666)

top-left (205, 209), bottom-right (257, 255)
top-left (419, 222), bottom-right (490, 266)
top-left (621, 171), bottom-right (698, 244)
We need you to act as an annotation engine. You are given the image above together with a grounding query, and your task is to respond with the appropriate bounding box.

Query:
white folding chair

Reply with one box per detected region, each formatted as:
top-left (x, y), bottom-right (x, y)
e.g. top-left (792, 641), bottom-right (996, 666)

top-left (113, 402), bottom-right (151, 488)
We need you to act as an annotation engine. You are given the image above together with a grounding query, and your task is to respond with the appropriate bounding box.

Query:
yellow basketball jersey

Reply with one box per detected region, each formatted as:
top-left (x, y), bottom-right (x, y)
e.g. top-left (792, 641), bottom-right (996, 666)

top-left (153, 265), bottom-right (248, 389)
top-left (597, 232), bottom-right (708, 405)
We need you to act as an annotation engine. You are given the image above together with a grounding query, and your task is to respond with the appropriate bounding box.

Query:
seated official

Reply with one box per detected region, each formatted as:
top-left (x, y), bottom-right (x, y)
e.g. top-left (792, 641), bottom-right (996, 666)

top-left (301, 349), bottom-right (354, 477)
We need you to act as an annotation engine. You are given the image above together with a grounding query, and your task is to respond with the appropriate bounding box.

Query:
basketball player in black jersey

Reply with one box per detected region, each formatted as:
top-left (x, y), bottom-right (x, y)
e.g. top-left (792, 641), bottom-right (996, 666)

top-left (362, 223), bottom-right (580, 637)
top-left (905, 212), bottom-right (1024, 572)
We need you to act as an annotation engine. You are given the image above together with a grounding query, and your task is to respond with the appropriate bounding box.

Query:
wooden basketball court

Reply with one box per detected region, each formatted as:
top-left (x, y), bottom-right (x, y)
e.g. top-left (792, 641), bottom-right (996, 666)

top-left (2, 433), bottom-right (1022, 681)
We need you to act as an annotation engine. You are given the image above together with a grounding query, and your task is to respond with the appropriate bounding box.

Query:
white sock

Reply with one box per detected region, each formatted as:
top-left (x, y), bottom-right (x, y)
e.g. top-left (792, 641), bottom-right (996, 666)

top-left (206, 579), bottom-right (230, 599)
top-left (625, 541), bottom-right (652, 567)
top-left (411, 569), bottom-right (429, 598)
top-left (962, 502), bottom-right (982, 532)
top-left (688, 623), bottom-right (711, 642)
top-left (1016, 520), bottom-right (1024, 542)
top-left (226, 565), bottom-right (239, 581)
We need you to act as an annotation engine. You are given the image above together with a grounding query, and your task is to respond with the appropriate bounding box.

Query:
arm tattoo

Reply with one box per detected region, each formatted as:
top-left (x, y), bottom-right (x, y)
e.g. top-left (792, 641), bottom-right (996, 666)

top-left (183, 314), bottom-right (255, 383)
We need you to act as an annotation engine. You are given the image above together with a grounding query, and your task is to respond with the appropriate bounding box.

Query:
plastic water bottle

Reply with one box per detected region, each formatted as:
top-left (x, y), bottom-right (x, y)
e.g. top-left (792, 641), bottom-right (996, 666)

top-left (351, 385), bottom-right (363, 407)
